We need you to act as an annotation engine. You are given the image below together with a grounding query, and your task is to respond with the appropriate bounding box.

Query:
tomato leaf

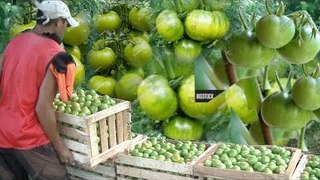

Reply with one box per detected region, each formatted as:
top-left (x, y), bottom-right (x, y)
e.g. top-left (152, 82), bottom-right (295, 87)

top-left (229, 109), bottom-right (257, 145)
top-left (203, 109), bottom-right (256, 145)
top-left (236, 77), bottom-right (262, 111)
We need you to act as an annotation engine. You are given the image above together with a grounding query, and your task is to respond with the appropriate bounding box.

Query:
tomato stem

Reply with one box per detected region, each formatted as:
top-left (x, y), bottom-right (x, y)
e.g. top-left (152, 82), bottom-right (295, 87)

top-left (221, 50), bottom-right (237, 85)
top-left (275, 1), bottom-right (285, 16)
top-left (238, 11), bottom-right (249, 30)
top-left (262, 65), bottom-right (271, 91)
top-left (275, 70), bottom-right (285, 92)
top-left (258, 110), bottom-right (273, 145)
top-left (265, 0), bottom-right (273, 15)
top-left (312, 63), bottom-right (320, 78)
top-left (298, 126), bottom-right (308, 152)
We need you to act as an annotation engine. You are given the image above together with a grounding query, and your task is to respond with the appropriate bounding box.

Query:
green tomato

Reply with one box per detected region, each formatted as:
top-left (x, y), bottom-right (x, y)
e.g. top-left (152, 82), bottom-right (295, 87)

top-left (292, 76), bottom-right (320, 111)
top-left (261, 92), bottom-right (312, 131)
top-left (255, 14), bottom-right (295, 49)
top-left (174, 39), bottom-right (202, 64)
top-left (164, 115), bottom-right (203, 141)
top-left (156, 10), bottom-right (184, 42)
top-left (226, 30), bottom-right (276, 69)
top-left (278, 25), bottom-right (320, 64)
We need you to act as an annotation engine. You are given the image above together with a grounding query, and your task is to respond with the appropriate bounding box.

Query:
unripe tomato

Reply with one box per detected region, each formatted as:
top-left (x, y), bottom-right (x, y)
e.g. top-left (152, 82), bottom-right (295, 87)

top-left (63, 14), bottom-right (90, 46)
top-left (185, 10), bottom-right (229, 41)
top-left (137, 75), bottom-right (178, 120)
top-left (128, 7), bottom-right (154, 32)
top-left (124, 37), bottom-right (152, 68)
top-left (292, 76), bottom-right (320, 111)
top-left (278, 25), bottom-right (320, 64)
top-left (71, 55), bottom-right (85, 87)
top-left (87, 75), bottom-right (116, 97)
top-left (174, 39), bottom-right (202, 64)
top-left (203, 0), bottom-right (232, 11)
top-left (164, 116), bottom-right (203, 141)
top-left (261, 92), bottom-right (311, 131)
top-left (115, 73), bottom-right (143, 101)
top-left (226, 30), bottom-right (276, 69)
top-left (162, 0), bottom-right (199, 13)
top-left (255, 14), bottom-right (295, 49)
top-left (87, 47), bottom-right (116, 71)
top-left (156, 10), bottom-right (184, 42)
top-left (9, 21), bottom-right (36, 38)
top-left (65, 45), bottom-right (81, 61)
top-left (178, 75), bottom-right (226, 119)
top-left (94, 11), bottom-right (121, 33)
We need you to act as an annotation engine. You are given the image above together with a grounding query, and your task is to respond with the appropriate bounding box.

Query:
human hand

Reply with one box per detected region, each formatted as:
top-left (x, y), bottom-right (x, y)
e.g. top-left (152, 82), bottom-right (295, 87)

top-left (55, 144), bottom-right (75, 165)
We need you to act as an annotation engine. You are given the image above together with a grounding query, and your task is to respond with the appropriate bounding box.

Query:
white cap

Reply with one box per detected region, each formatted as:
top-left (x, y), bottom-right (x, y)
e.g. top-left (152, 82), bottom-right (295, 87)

top-left (35, 0), bottom-right (79, 27)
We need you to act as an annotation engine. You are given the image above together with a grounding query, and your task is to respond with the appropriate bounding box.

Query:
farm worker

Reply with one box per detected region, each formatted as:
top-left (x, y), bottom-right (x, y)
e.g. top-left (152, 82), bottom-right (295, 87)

top-left (0, 1), bottom-right (79, 179)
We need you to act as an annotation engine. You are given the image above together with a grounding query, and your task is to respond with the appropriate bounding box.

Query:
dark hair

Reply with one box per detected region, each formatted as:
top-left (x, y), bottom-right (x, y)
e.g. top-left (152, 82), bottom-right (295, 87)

top-left (36, 10), bottom-right (58, 26)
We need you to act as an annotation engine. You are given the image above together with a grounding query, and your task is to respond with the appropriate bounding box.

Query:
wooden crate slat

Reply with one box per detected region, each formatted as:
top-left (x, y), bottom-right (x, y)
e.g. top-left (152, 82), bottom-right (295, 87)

top-left (85, 101), bottom-right (130, 124)
top-left (72, 152), bottom-right (90, 165)
top-left (90, 140), bottom-right (131, 167)
top-left (56, 112), bottom-right (86, 127)
top-left (116, 154), bottom-right (193, 175)
top-left (67, 163), bottom-right (116, 177)
top-left (88, 123), bottom-right (100, 157)
top-left (69, 176), bottom-right (84, 180)
top-left (62, 138), bottom-right (89, 155)
top-left (291, 155), bottom-right (308, 179)
top-left (108, 115), bottom-right (117, 148)
top-left (116, 165), bottom-right (195, 180)
top-left (99, 118), bottom-right (109, 152)
top-left (284, 148), bottom-right (302, 177)
top-left (123, 109), bottom-right (130, 141)
top-left (116, 177), bottom-right (127, 180)
top-left (66, 166), bottom-right (113, 180)
top-left (116, 112), bottom-right (124, 143)
top-left (58, 125), bottom-right (89, 143)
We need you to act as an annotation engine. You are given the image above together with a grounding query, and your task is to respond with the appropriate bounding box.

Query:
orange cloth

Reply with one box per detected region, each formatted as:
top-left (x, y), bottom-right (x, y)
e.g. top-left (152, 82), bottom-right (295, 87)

top-left (49, 63), bottom-right (76, 101)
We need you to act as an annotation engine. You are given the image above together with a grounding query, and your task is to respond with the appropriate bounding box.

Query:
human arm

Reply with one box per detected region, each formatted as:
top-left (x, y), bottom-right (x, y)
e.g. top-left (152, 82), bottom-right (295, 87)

top-left (35, 68), bottom-right (75, 165)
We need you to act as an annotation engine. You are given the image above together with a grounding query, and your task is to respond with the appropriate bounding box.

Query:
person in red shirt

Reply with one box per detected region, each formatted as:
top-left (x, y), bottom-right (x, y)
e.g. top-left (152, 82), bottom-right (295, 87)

top-left (0, 1), bottom-right (79, 179)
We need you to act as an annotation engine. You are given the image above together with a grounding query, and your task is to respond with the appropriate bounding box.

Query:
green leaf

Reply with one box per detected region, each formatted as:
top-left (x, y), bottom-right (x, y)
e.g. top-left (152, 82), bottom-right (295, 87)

top-left (204, 109), bottom-right (256, 145)
top-left (236, 77), bottom-right (262, 111)
top-left (229, 109), bottom-right (256, 145)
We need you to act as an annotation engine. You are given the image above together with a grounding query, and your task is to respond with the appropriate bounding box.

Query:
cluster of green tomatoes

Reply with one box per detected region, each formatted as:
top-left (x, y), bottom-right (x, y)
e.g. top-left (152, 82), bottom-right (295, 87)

top-left (300, 155), bottom-right (320, 180)
top-left (130, 137), bottom-right (207, 164)
top-left (53, 88), bottom-right (116, 117)
top-left (203, 144), bottom-right (292, 174)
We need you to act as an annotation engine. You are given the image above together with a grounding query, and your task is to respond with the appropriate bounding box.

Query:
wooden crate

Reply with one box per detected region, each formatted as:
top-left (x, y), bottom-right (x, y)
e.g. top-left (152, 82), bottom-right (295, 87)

top-left (194, 144), bottom-right (302, 180)
top-left (56, 99), bottom-right (132, 167)
top-left (66, 159), bottom-right (116, 180)
top-left (115, 137), bottom-right (217, 180)
top-left (291, 154), bottom-right (312, 180)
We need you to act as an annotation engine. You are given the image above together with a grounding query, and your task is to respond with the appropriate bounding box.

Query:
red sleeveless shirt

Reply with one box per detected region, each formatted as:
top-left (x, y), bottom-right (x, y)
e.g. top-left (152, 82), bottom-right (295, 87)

top-left (0, 32), bottom-right (64, 149)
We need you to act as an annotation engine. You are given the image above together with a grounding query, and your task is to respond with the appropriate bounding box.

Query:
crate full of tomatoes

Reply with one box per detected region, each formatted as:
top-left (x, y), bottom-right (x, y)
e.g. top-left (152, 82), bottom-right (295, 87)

top-left (54, 88), bottom-right (132, 167)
